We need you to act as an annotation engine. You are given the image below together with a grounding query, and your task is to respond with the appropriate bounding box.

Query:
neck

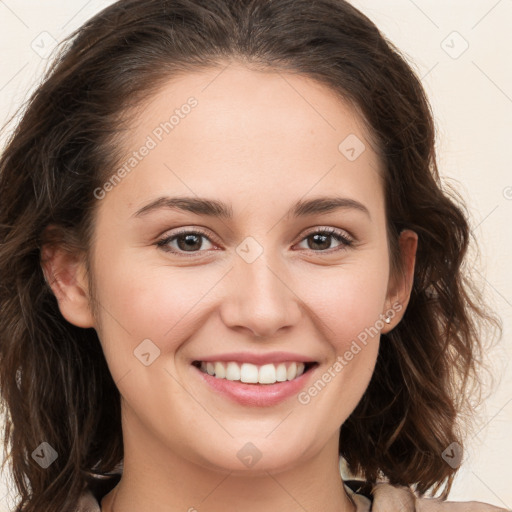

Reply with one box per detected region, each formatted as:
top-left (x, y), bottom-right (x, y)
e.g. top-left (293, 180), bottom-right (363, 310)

top-left (103, 407), bottom-right (357, 512)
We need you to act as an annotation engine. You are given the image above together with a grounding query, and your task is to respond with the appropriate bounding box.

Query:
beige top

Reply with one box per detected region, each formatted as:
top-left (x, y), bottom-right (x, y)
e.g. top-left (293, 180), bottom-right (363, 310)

top-left (344, 484), bottom-right (373, 512)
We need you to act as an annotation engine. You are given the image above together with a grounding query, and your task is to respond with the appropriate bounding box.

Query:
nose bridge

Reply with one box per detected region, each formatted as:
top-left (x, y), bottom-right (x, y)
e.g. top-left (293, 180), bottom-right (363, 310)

top-left (219, 237), bottom-right (301, 337)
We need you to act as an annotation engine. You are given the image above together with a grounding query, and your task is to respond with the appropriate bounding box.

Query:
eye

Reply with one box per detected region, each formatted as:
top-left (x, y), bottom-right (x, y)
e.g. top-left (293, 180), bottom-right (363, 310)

top-left (156, 226), bottom-right (354, 258)
top-left (156, 228), bottom-right (217, 257)
top-left (295, 227), bottom-right (354, 253)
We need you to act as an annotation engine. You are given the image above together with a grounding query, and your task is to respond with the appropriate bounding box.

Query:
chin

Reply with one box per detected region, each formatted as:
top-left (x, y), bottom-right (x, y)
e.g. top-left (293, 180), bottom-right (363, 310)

top-left (192, 436), bottom-right (315, 476)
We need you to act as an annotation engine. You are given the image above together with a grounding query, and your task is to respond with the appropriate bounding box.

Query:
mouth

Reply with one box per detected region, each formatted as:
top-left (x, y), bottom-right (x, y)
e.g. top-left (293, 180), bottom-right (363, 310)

top-left (192, 360), bottom-right (318, 385)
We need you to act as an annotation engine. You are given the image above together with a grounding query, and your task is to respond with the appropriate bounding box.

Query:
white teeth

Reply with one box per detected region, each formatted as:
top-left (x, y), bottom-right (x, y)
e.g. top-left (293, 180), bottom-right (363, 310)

top-left (276, 363), bottom-right (288, 382)
top-left (287, 362), bottom-right (297, 380)
top-left (240, 363), bottom-right (259, 383)
top-left (197, 360), bottom-right (311, 384)
top-left (258, 364), bottom-right (276, 384)
top-left (225, 361), bottom-right (240, 381)
top-left (214, 362), bottom-right (226, 378)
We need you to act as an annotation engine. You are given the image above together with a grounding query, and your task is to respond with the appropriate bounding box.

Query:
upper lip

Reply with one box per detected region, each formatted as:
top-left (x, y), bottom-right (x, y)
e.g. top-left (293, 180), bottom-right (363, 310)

top-left (193, 351), bottom-right (317, 365)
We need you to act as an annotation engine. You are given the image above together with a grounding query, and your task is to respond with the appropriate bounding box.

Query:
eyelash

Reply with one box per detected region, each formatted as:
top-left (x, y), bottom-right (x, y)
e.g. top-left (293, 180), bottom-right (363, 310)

top-left (156, 227), bottom-right (354, 258)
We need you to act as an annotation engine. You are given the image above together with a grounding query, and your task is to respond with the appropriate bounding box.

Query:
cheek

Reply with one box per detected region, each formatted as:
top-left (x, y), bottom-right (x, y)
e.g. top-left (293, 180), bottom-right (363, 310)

top-left (295, 271), bottom-right (385, 428)
top-left (301, 261), bottom-right (389, 346)
top-left (294, 258), bottom-right (387, 402)
top-left (90, 247), bottom-right (220, 370)
top-left (101, 264), bottom-right (206, 332)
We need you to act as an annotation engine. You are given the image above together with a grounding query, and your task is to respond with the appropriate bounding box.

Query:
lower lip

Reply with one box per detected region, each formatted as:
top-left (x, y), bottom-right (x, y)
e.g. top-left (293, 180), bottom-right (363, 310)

top-left (192, 364), bottom-right (317, 407)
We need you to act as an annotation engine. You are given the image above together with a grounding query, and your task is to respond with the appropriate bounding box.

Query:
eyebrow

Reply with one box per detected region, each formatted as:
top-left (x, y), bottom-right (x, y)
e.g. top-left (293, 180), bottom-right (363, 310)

top-left (132, 195), bottom-right (371, 220)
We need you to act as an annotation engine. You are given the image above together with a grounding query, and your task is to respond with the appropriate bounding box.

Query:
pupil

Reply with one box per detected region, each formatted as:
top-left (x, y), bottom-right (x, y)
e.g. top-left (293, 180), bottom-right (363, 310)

top-left (178, 234), bottom-right (201, 251)
top-left (310, 233), bottom-right (330, 250)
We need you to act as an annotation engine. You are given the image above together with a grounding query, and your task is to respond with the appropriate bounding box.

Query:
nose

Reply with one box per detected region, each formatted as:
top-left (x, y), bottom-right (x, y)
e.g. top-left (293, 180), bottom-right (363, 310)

top-left (219, 249), bottom-right (302, 339)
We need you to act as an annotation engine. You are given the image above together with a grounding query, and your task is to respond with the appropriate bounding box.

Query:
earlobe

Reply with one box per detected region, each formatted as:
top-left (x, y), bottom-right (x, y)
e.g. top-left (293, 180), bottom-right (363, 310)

top-left (381, 229), bottom-right (418, 334)
top-left (40, 243), bottom-right (95, 329)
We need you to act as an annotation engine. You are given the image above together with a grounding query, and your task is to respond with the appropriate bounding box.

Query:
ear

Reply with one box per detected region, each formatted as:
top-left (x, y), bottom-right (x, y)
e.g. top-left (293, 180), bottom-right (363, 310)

top-left (40, 239), bottom-right (95, 329)
top-left (381, 229), bottom-right (418, 334)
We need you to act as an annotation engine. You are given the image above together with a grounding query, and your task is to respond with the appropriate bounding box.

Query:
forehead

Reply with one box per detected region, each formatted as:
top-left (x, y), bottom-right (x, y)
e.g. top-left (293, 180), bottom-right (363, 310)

top-left (100, 63), bottom-right (385, 220)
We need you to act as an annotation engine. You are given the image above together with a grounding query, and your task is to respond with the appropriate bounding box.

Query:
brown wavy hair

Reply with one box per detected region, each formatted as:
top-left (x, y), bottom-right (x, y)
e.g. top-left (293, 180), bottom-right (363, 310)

top-left (0, 0), bottom-right (502, 510)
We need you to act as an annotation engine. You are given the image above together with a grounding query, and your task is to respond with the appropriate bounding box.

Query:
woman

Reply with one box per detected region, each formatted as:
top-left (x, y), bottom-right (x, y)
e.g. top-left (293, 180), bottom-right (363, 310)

top-left (0, 1), bottom-right (506, 511)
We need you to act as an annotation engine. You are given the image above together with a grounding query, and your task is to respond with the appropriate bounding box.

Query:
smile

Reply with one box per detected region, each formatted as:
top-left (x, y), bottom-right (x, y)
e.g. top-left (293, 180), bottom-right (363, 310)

top-left (193, 360), bottom-right (317, 385)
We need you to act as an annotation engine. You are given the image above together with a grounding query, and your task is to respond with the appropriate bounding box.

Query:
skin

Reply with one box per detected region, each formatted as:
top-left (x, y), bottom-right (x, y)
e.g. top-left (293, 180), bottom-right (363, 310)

top-left (41, 63), bottom-right (506, 512)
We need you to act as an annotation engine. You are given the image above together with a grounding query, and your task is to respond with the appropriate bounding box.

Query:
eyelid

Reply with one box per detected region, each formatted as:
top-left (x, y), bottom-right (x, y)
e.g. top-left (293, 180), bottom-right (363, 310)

top-left (159, 226), bottom-right (219, 243)
top-left (299, 226), bottom-right (354, 243)
top-left (155, 226), bottom-right (220, 254)
top-left (293, 226), bottom-right (354, 253)
top-left (156, 225), bottom-right (355, 256)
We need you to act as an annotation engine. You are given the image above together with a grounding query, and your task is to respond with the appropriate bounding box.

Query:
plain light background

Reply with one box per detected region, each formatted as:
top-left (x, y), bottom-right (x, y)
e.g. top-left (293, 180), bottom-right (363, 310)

top-left (0, 0), bottom-right (510, 510)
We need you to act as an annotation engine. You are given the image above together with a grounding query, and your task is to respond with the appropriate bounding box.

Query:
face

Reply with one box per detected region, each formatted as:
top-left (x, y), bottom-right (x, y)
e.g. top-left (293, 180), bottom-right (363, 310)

top-left (49, 62), bottom-right (416, 475)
